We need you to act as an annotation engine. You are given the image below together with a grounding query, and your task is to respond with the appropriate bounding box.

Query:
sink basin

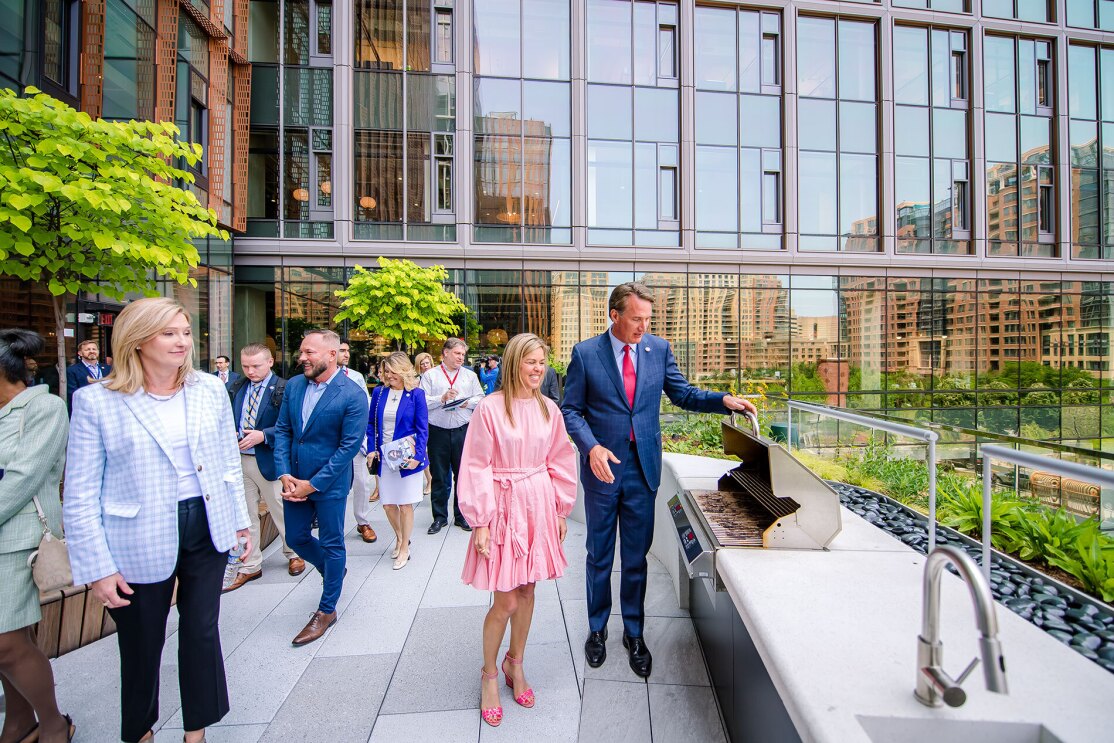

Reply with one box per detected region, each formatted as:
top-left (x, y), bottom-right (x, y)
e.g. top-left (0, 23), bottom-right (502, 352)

top-left (857, 715), bottom-right (1065, 743)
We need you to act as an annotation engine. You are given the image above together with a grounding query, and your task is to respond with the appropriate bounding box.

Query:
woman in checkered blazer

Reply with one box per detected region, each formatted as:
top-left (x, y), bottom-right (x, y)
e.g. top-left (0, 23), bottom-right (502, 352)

top-left (64, 298), bottom-right (252, 743)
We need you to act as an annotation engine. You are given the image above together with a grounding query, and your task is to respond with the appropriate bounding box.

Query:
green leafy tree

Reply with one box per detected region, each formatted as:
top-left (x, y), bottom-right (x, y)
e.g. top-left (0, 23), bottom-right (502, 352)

top-left (334, 257), bottom-right (469, 351)
top-left (0, 88), bottom-right (226, 396)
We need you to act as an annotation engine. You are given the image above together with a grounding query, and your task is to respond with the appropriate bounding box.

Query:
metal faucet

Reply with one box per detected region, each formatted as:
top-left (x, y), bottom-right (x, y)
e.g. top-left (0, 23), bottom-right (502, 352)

top-left (915, 545), bottom-right (1009, 707)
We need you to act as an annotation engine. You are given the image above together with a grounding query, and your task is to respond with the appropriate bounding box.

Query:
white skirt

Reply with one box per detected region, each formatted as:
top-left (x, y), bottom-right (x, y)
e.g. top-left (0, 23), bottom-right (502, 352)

top-left (378, 463), bottom-right (425, 506)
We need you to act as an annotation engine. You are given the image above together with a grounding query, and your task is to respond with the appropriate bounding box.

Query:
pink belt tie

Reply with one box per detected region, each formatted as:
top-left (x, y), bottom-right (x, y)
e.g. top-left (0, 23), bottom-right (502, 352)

top-left (491, 464), bottom-right (548, 558)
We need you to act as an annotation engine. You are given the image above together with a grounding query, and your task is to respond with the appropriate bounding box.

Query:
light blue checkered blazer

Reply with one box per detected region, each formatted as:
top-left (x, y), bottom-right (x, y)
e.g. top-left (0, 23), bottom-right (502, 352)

top-left (64, 372), bottom-right (251, 586)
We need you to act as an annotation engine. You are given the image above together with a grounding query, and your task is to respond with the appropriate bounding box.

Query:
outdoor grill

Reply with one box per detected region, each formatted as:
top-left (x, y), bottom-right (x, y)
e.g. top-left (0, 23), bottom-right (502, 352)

top-left (668, 413), bottom-right (842, 592)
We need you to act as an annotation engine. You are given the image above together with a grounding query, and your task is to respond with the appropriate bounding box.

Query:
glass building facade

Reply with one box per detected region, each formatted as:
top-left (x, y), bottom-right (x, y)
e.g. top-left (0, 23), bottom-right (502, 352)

top-left (230, 0), bottom-right (1114, 452)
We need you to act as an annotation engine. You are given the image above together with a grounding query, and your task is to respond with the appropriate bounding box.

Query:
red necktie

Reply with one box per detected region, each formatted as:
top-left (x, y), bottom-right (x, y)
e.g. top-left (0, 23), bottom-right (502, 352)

top-left (622, 345), bottom-right (636, 407)
top-left (623, 345), bottom-right (636, 440)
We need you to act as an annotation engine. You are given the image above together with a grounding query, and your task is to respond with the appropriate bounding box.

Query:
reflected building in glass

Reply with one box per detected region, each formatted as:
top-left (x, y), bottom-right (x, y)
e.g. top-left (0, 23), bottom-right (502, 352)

top-left (20, 0), bottom-right (1096, 451)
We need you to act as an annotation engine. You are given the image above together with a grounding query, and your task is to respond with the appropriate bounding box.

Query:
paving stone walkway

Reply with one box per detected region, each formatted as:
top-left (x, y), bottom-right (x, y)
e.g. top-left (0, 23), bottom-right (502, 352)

top-left (14, 499), bottom-right (727, 742)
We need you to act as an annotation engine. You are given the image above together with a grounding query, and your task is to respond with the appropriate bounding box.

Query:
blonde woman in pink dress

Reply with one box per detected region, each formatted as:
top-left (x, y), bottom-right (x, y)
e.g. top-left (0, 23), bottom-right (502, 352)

top-left (458, 333), bottom-right (578, 728)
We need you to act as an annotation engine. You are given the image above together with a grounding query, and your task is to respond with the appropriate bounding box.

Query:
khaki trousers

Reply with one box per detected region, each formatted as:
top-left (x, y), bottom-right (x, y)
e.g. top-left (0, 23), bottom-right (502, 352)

top-left (240, 453), bottom-right (293, 573)
top-left (351, 453), bottom-right (373, 526)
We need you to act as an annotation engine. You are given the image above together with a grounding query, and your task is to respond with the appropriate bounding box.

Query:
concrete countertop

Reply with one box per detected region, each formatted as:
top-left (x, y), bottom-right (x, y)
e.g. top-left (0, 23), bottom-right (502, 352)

top-left (662, 454), bottom-right (1114, 743)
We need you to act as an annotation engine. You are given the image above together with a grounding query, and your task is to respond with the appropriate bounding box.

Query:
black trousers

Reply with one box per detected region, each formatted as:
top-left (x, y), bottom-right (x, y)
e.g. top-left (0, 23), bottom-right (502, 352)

top-left (107, 498), bottom-right (230, 742)
top-left (428, 423), bottom-right (467, 524)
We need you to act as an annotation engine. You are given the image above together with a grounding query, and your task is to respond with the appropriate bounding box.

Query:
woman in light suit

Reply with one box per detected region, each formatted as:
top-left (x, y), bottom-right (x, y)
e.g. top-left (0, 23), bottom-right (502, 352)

top-left (64, 298), bottom-right (252, 743)
top-left (0, 329), bottom-right (74, 743)
top-left (367, 352), bottom-right (428, 570)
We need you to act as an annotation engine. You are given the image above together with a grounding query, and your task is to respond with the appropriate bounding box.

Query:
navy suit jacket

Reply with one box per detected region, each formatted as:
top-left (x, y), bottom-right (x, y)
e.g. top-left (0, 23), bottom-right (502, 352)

top-left (214, 370), bottom-right (241, 386)
top-left (66, 361), bottom-right (111, 411)
top-left (367, 385), bottom-right (429, 478)
top-left (227, 374), bottom-right (287, 481)
top-left (561, 331), bottom-right (728, 493)
top-left (273, 371), bottom-right (369, 499)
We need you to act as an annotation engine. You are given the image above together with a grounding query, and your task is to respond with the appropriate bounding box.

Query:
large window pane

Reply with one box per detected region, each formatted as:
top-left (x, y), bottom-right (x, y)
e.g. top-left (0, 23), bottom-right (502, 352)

top-left (896, 157), bottom-right (931, 238)
top-left (355, 130), bottom-right (404, 222)
top-left (1070, 45), bottom-right (1098, 119)
top-left (895, 106), bottom-right (930, 157)
top-left (354, 71), bottom-right (401, 129)
top-left (523, 0), bottom-right (570, 80)
top-left (249, 0), bottom-right (279, 63)
top-left (696, 92), bottom-right (738, 146)
top-left (837, 21), bottom-right (875, 102)
top-left (355, 0), bottom-right (403, 69)
top-left (696, 5), bottom-right (736, 91)
top-left (839, 102), bottom-right (877, 154)
top-left (696, 146), bottom-right (738, 231)
top-left (798, 99), bottom-right (836, 150)
top-left (523, 81), bottom-right (570, 137)
top-left (474, 77), bottom-right (520, 133)
top-left (840, 154), bottom-right (877, 235)
top-left (474, 133), bottom-right (523, 225)
top-left (933, 109), bottom-right (967, 159)
top-left (799, 151), bottom-right (838, 234)
top-left (587, 84), bottom-right (632, 139)
top-left (741, 95), bottom-right (780, 148)
top-left (474, 0), bottom-right (520, 77)
top-left (634, 87), bottom-right (678, 142)
top-left (587, 0), bottom-right (632, 84)
top-left (984, 36), bottom-right (1017, 113)
top-left (797, 17), bottom-right (834, 98)
top-left (588, 141), bottom-right (634, 228)
top-left (894, 26), bottom-right (928, 106)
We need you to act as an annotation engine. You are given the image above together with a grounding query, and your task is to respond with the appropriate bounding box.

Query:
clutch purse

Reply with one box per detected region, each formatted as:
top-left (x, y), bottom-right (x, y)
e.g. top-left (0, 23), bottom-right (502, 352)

top-left (381, 435), bottom-right (416, 472)
top-left (27, 495), bottom-right (73, 593)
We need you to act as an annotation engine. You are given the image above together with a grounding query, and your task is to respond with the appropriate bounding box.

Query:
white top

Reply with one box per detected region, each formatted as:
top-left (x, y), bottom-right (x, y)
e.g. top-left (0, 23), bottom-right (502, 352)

top-left (149, 389), bottom-right (204, 501)
top-left (608, 328), bottom-right (639, 375)
top-left (383, 388), bottom-right (403, 443)
top-left (420, 363), bottom-right (485, 430)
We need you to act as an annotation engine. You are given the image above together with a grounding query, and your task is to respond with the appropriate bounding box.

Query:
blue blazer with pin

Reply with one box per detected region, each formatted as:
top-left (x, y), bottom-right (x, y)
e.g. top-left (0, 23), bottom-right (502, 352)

top-left (228, 374), bottom-right (286, 481)
top-left (367, 385), bottom-right (429, 478)
top-left (273, 372), bottom-right (369, 500)
top-left (561, 331), bottom-right (728, 494)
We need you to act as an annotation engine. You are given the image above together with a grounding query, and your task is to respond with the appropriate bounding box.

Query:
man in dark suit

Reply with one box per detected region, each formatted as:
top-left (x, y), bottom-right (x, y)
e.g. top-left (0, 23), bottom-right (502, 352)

top-left (66, 339), bottom-right (111, 411)
top-left (213, 354), bottom-right (240, 385)
top-left (562, 282), bottom-right (756, 678)
top-left (274, 329), bottom-right (369, 646)
top-left (541, 365), bottom-right (560, 404)
top-left (223, 343), bottom-right (304, 593)
top-left (25, 357), bottom-right (60, 396)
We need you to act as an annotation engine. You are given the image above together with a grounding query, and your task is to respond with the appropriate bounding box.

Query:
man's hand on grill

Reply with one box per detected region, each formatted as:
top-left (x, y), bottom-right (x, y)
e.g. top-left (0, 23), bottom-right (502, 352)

top-left (723, 395), bottom-right (758, 416)
top-left (589, 445), bottom-right (620, 484)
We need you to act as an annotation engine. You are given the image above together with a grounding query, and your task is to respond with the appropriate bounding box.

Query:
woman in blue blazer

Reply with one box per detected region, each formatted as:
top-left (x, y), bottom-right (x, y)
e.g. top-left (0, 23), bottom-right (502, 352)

top-left (367, 352), bottom-right (428, 570)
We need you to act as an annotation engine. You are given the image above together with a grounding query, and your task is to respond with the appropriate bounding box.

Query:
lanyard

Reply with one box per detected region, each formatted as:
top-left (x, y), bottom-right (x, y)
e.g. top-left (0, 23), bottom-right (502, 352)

top-left (440, 364), bottom-right (459, 388)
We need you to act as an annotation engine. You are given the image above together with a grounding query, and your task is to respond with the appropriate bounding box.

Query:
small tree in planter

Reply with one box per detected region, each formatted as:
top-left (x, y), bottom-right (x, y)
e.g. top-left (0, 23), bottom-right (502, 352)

top-left (334, 257), bottom-right (469, 351)
top-left (0, 88), bottom-right (225, 398)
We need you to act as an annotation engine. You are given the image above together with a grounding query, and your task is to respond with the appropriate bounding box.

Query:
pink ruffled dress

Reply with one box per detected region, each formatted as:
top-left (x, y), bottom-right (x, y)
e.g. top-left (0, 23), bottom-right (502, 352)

top-left (459, 395), bottom-right (578, 592)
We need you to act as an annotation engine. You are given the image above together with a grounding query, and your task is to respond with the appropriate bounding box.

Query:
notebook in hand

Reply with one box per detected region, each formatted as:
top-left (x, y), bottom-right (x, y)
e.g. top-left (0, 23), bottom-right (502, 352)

top-left (381, 436), bottom-right (415, 471)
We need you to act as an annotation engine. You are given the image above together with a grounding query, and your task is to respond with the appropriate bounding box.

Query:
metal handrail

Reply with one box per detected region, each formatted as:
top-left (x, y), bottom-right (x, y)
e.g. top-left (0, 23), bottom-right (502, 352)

top-left (978, 444), bottom-right (1114, 581)
top-left (786, 401), bottom-right (942, 552)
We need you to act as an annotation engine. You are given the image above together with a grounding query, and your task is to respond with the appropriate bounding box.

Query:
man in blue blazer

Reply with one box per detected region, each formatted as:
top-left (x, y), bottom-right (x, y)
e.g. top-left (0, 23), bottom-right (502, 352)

top-left (273, 329), bottom-right (369, 646)
top-left (223, 343), bottom-right (305, 593)
top-left (65, 339), bottom-right (111, 411)
top-left (562, 282), bottom-right (756, 678)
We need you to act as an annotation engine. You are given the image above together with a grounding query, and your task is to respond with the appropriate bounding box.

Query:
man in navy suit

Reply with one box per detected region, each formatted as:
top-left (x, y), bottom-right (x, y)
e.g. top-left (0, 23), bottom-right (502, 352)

top-left (213, 354), bottom-right (241, 385)
top-left (274, 329), bottom-right (369, 646)
top-left (562, 282), bottom-right (756, 678)
top-left (223, 343), bottom-right (304, 593)
top-left (65, 339), bottom-right (111, 411)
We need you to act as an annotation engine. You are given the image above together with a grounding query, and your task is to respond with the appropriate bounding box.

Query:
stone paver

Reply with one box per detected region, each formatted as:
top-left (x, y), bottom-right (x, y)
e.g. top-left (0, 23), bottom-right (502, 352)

top-left (7, 497), bottom-right (727, 742)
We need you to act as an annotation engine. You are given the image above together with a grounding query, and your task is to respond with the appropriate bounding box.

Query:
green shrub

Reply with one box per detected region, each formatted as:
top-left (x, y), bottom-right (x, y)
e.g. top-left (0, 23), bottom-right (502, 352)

top-left (935, 474), bottom-right (1025, 552)
top-left (1044, 519), bottom-right (1114, 602)
top-left (1010, 507), bottom-right (1093, 563)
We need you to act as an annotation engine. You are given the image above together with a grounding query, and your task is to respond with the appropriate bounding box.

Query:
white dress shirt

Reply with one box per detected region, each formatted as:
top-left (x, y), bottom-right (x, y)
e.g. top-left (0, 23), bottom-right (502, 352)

top-left (420, 363), bottom-right (484, 430)
top-left (609, 328), bottom-right (639, 376)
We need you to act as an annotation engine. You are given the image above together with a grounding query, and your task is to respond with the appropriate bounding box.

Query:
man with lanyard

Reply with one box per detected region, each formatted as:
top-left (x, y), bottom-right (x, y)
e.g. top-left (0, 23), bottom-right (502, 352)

top-left (65, 339), bottom-right (111, 412)
top-left (419, 338), bottom-right (484, 534)
top-left (338, 341), bottom-right (377, 543)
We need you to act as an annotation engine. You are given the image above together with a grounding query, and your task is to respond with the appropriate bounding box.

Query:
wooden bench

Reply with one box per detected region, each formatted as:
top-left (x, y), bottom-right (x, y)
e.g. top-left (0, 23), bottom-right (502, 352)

top-left (1028, 471), bottom-right (1101, 518)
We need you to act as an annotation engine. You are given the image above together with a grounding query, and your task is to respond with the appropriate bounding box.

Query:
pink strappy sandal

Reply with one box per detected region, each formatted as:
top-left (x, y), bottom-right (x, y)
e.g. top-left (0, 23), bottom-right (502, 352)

top-left (502, 652), bottom-right (536, 708)
top-left (480, 668), bottom-right (503, 726)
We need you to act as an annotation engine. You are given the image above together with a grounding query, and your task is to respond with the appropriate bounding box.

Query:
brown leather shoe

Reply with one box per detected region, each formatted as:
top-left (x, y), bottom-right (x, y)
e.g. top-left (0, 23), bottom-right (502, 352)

top-left (292, 610), bottom-right (337, 646)
top-left (357, 524), bottom-right (378, 543)
top-left (221, 569), bottom-right (261, 593)
top-left (288, 557), bottom-right (306, 576)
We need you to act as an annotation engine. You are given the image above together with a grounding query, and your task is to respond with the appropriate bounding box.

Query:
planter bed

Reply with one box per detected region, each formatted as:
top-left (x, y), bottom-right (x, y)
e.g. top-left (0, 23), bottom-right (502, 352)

top-left (830, 481), bottom-right (1114, 675)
